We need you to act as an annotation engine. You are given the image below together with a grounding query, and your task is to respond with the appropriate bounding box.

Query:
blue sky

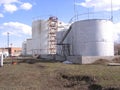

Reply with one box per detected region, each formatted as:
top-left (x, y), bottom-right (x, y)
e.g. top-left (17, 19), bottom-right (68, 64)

top-left (0, 0), bottom-right (120, 47)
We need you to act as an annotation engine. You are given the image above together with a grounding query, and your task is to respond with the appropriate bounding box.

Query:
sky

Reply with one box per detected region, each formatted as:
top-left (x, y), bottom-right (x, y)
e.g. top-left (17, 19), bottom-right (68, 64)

top-left (0, 0), bottom-right (120, 48)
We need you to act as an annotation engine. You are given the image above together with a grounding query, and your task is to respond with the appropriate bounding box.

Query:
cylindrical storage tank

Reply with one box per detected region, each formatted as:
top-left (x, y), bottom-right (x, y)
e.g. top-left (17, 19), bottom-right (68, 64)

top-left (67, 19), bottom-right (114, 56)
top-left (22, 41), bottom-right (27, 56)
top-left (32, 20), bottom-right (49, 54)
top-left (26, 39), bottom-right (33, 55)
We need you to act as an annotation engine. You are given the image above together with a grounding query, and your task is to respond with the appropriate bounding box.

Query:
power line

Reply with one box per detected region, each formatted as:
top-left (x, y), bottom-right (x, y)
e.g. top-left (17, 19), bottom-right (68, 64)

top-left (74, 0), bottom-right (78, 21)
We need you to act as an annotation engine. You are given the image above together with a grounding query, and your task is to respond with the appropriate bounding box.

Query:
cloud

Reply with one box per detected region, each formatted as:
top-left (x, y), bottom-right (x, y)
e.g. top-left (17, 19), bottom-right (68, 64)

top-left (0, 0), bottom-right (33, 13)
top-left (0, 0), bottom-right (19, 4)
top-left (0, 22), bottom-right (31, 36)
top-left (76, 0), bottom-right (120, 11)
top-left (3, 4), bottom-right (18, 13)
top-left (0, 13), bottom-right (4, 18)
top-left (20, 3), bottom-right (32, 10)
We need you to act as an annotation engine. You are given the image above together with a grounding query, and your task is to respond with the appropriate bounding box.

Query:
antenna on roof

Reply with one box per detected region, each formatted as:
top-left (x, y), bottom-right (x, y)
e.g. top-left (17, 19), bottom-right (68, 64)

top-left (74, 0), bottom-right (78, 21)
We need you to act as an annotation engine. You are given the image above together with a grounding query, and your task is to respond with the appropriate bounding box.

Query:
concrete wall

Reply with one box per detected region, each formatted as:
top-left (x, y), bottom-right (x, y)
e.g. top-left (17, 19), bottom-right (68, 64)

top-left (67, 56), bottom-right (120, 64)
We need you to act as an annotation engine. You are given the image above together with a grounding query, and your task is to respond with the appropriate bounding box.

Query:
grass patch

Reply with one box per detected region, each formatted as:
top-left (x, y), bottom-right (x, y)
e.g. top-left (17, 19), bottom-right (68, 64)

top-left (0, 58), bottom-right (120, 90)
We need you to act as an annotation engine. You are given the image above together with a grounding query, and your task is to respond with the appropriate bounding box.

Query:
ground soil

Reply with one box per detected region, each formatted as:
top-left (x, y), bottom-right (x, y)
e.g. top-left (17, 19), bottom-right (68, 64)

top-left (0, 58), bottom-right (120, 90)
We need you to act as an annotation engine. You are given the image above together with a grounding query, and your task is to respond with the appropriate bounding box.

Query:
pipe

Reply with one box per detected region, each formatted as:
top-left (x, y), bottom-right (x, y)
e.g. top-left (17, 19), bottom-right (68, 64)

top-left (59, 26), bottom-right (72, 44)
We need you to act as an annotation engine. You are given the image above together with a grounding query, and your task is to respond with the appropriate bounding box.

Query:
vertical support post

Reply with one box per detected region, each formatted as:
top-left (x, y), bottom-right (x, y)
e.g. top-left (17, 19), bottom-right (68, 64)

top-left (7, 32), bottom-right (9, 47)
top-left (0, 54), bottom-right (3, 67)
top-left (111, 0), bottom-right (113, 22)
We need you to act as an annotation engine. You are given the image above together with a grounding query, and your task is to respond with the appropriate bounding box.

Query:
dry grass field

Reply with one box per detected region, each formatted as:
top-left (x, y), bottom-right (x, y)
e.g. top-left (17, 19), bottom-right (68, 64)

top-left (0, 58), bottom-right (120, 90)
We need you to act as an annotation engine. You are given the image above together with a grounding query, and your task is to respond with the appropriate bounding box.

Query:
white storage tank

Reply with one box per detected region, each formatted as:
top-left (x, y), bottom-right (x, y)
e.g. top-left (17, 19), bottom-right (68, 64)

top-left (67, 19), bottom-right (114, 56)
top-left (26, 39), bottom-right (33, 55)
top-left (22, 41), bottom-right (27, 56)
top-left (32, 20), bottom-right (49, 55)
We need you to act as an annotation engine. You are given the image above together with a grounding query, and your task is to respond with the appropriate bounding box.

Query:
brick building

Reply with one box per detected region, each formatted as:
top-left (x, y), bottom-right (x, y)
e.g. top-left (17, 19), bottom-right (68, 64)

top-left (0, 47), bottom-right (22, 57)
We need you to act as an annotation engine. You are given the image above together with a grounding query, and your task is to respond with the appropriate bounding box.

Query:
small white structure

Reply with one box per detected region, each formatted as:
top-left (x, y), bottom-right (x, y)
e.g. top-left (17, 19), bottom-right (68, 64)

top-left (0, 53), bottom-right (3, 67)
top-left (0, 48), bottom-right (9, 58)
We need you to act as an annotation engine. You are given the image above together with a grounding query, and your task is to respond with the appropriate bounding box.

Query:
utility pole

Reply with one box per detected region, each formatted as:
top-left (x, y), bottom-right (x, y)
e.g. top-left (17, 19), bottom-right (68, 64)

top-left (7, 32), bottom-right (9, 47)
top-left (0, 53), bottom-right (3, 67)
top-left (111, 0), bottom-right (113, 22)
